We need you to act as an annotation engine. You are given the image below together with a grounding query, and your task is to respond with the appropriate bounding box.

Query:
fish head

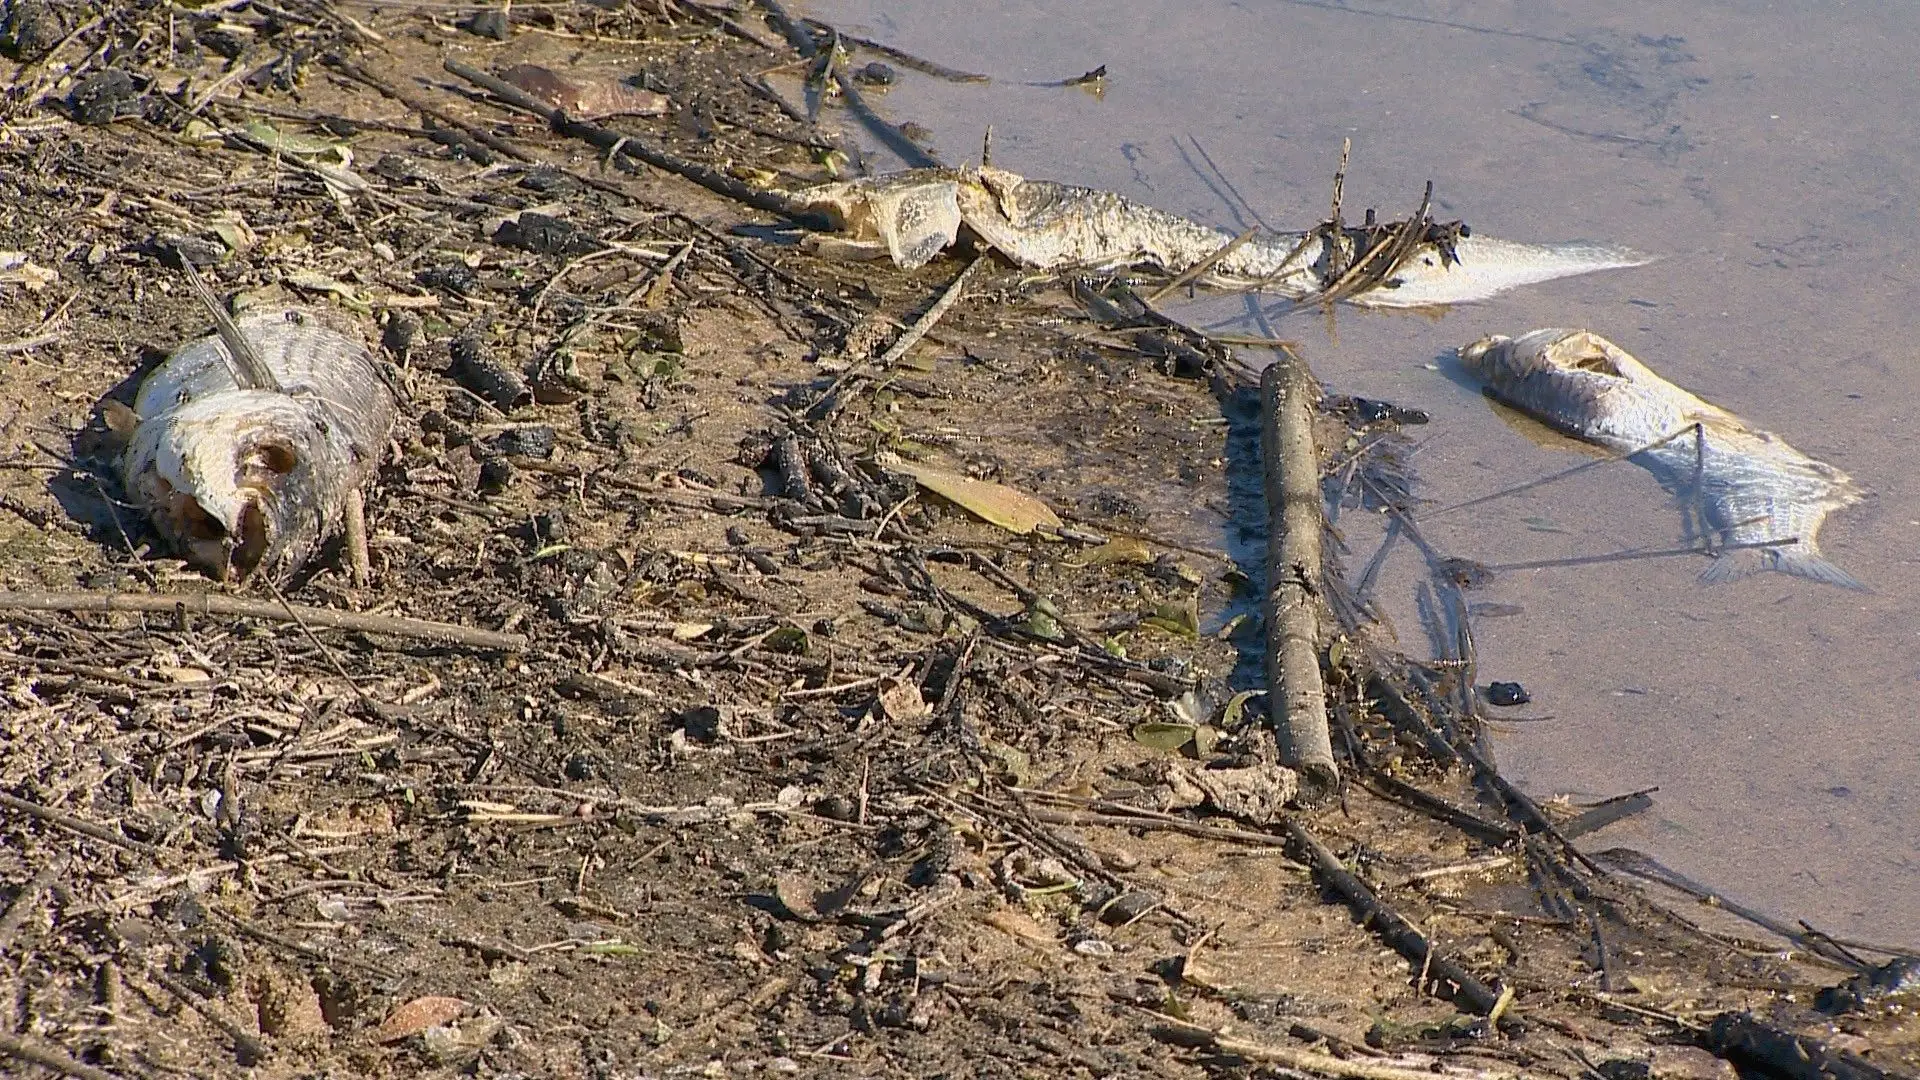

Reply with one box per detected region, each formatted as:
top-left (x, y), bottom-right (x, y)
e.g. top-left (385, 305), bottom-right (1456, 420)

top-left (122, 390), bottom-right (336, 582)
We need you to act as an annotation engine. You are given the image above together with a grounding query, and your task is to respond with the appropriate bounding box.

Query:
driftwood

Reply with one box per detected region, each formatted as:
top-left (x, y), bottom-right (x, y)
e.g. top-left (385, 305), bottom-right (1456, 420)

top-left (1261, 351), bottom-right (1337, 800)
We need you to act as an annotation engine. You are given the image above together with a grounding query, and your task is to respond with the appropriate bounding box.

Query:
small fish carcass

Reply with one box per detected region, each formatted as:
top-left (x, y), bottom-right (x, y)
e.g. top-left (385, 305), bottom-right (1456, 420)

top-left (1458, 328), bottom-right (1866, 590)
top-left (121, 305), bottom-right (397, 583)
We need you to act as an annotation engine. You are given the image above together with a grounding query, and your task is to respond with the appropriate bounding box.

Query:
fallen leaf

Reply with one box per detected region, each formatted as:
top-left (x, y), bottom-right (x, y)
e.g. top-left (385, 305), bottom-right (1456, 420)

top-left (500, 64), bottom-right (669, 120)
top-left (1131, 722), bottom-right (1195, 752)
top-left (1069, 536), bottom-right (1153, 567)
top-left (876, 676), bottom-right (928, 721)
top-left (371, 995), bottom-right (471, 1043)
top-left (886, 458), bottom-right (1061, 535)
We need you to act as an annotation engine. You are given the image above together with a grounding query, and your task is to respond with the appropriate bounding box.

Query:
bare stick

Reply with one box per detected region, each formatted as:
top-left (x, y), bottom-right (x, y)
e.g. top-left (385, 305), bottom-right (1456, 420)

top-left (1284, 818), bottom-right (1504, 1014)
top-left (1151, 1015), bottom-right (1524, 1080)
top-left (0, 590), bottom-right (526, 651)
top-left (0, 792), bottom-right (157, 857)
top-left (877, 255), bottom-right (984, 367)
top-left (325, 55), bottom-right (533, 163)
top-left (1260, 350), bottom-right (1336, 800)
top-left (343, 489), bottom-right (371, 587)
top-left (443, 59), bottom-right (805, 221)
top-left (0, 1034), bottom-right (121, 1080)
top-left (1144, 226), bottom-right (1259, 304)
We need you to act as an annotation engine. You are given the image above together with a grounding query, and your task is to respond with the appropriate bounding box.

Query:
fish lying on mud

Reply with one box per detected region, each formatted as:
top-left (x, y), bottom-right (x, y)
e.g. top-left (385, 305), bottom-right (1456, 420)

top-left (121, 293), bottom-right (396, 583)
top-left (797, 165), bottom-right (1651, 308)
top-left (1458, 328), bottom-right (1866, 590)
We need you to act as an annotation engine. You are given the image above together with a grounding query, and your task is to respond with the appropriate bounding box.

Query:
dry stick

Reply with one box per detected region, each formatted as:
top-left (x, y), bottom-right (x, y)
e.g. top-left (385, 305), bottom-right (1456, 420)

top-left (1260, 351), bottom-right (1336, 800)
top-left (1151, 1017), bottom-right (1523, 1080)
top-left (0, 792), bottom-right (158, 857)
top-left (1144, 226), bottom-right (1259, 305)
top-left (1283, 817), bottom-right (1504, 1016)
top-left (877, 256), bottom-right (984, 366)
top-left (0, 590), bottom-right (526, 651)
top-left (324, 55), bottom-right (533, 163)
top-left (0, 1035), bottom-right (120, 1080)
top-left (442, 60), bottom-right (806, 222)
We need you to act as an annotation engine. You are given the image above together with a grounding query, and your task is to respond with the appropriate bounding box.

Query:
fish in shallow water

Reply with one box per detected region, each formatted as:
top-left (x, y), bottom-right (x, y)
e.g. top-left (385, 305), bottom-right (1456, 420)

top-left (796, 165), bottom-right (1652, 307)
top-left (121, 304), bottom-right (396, 582)
top-left (1457, 328), bottom-right (1866, 590)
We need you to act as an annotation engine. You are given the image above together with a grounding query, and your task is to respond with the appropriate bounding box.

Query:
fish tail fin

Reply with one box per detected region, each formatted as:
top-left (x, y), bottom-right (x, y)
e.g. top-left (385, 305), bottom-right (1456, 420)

top-left (1772, 549), bottom-right (1870, 592)
top-left (1699, 546), bottom-right (1868, 592)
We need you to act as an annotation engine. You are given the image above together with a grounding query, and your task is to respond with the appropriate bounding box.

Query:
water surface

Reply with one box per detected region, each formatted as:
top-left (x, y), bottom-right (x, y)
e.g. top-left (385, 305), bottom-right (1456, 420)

top-left (799, 0), bottom-right (1920, 944)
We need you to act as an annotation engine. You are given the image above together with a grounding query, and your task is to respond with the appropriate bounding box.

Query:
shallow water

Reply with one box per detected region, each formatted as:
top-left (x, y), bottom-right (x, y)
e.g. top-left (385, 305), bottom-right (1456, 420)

top-left (799, 0), bottom-right (1920, 944)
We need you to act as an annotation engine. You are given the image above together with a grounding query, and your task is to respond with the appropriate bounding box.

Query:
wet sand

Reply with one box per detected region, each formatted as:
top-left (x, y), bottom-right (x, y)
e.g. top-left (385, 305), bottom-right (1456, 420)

top-left (802, 0), bottom-right (1920, 945)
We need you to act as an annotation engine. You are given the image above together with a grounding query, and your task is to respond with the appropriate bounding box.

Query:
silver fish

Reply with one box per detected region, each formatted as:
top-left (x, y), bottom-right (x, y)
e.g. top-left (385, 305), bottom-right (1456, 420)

top-left (1458, 328), bottom-right (1866, 590)
top-left (122, 307), bottom-right (396, 582)
top-left (798, 165), bottom-right (1652, 307)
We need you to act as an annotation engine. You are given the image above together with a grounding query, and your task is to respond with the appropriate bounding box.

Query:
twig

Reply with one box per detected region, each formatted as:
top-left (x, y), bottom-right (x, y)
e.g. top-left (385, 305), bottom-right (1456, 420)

top-left (1283, 817), bottom-right (1504, 1015)
top-left (877, 255), bottom-right (984, 367)
top-left (443, 59), bottom-right (806, 221)
top-left (1260, 348), bottom-right (1336, 800)
top-left (325, 54), bottom-right (533, 162)
top-left (0, 792), bottom-right (158, 857)
top-left (1145, 227), bottom-right (1258, 305)
top-left (0, 1035), bottom-right (121, 1080)
top-left (0, 590), bottom-right (526, 651)
top-left (1149, 1015), bottom-right (1525, 1080)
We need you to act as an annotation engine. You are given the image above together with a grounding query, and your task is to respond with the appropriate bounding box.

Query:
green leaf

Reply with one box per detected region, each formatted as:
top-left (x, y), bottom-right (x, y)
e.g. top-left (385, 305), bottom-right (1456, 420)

top-left (1131, 722), bottom-right (1196, 752)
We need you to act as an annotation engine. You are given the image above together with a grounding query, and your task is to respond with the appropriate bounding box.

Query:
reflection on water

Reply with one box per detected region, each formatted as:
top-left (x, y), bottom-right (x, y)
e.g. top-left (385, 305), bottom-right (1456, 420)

top-left (799, 0), bottom-right (1920, 944)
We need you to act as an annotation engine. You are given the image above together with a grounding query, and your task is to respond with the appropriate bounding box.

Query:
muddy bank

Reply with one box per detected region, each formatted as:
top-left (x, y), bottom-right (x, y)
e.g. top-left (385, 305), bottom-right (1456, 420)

top-left (0, 1), bottom-right (1915, 1078)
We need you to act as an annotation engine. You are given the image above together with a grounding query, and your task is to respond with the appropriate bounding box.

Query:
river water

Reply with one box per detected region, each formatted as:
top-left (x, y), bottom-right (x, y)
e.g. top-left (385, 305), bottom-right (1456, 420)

top-left (795, 0), bottom-right (1920, 945)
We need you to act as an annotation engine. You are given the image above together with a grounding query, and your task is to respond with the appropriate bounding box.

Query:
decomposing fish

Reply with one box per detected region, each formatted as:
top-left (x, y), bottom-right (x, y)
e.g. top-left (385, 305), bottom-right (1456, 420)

top-left (121, 291), bottom-right (396, 583)
top-left (1458, 328), bottom-right (1866, 590)
top-left (796, 165), bottom-right (1651, 307)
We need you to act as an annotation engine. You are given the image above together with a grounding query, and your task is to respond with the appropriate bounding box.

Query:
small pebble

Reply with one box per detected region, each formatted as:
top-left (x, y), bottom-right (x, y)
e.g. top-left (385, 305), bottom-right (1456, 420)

top-left (1486, 681), bottom-right (1531, 707)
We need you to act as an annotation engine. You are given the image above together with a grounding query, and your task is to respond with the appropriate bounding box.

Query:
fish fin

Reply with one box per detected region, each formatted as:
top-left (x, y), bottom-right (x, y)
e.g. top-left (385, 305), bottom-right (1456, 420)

top-left (1700, 547), bottom-right (1868, 592)
top-left (1772, 549), bottom-right (1870, 592)
top-left (1698, 547), bottom-right (1763, 585)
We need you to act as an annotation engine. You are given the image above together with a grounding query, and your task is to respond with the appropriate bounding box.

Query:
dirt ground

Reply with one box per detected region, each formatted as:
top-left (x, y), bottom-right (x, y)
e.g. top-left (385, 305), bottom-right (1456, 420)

top-left (0, 1), bottom-right (1916, 1078)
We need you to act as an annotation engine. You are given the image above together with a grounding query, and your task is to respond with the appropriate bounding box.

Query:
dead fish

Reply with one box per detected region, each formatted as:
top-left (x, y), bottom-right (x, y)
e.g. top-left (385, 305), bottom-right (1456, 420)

top-left (796, 165), bottom-right (1650, 307)
top-left (1458, 328), bottom-right (1866, 590)
top-left (121, 302), bottom-right (396, 582)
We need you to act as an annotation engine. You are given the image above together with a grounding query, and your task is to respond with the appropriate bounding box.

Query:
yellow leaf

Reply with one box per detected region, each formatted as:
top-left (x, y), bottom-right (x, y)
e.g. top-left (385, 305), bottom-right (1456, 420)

top-left (887, 460), bottom-right (1061, 535)
top-left (1068, 536), bottom-right (1152, 567)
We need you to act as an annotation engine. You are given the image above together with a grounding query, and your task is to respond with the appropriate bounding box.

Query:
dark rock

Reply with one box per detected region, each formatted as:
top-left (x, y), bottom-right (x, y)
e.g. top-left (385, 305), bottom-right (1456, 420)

top-left (1486, 681), bottom-right (1530, 707)
top-left (69, 69), bottom-right (141, 125)
top-left (459, 7), bottom-right (510, 39)
top-left (494, 212), bottom-right (597, 257)
top-left (488, 425), bottom-right (556, 459)
top-left (449, 323), bottom-right (528, 409)
top-left (3, 0), bottom-right (65, 61)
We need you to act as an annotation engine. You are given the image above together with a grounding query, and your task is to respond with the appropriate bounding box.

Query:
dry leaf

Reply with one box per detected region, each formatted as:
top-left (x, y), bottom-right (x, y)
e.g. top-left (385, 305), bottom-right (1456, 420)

top-left (371, 995), bottom-right (471, 1043)
top-left (887, 459), bottom-right (1061, 535)
top-left (501, 64), bottom-right (669, 120)
top-left (1069, 536), bottom-right (1153, 567)
top-left (876, 676), bottom-right (928, 721)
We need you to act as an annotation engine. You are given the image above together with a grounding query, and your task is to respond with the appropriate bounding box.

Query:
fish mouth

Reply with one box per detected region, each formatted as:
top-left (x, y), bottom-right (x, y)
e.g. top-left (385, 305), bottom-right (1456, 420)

top-left (151, 435), bottom-right (299, 582)
top-left (1457, 335), bottom-right (1509, 373)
